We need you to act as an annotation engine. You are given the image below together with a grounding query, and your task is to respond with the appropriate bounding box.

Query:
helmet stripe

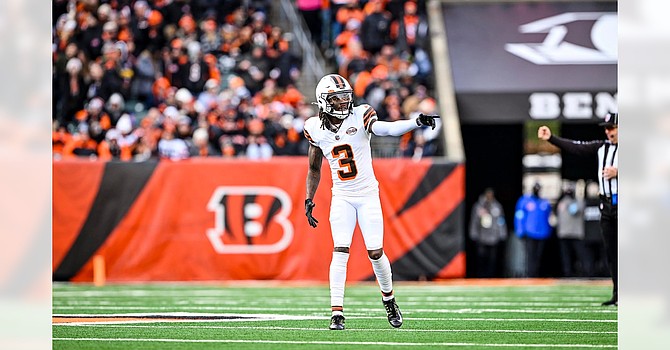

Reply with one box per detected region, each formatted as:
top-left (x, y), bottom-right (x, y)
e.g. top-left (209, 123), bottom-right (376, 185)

top-left (331, 75), bottom-right (345, 89)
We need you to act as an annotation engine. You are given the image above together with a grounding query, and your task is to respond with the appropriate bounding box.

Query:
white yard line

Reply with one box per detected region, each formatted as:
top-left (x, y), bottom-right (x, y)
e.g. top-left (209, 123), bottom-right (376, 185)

top-left (52, 337), bottom-right (617, 348)
top-left (52, 290), bottom-right (609, 296)
top-left (54, 324), bottom-right (617, 335)
top-left (52, 313), bottom-right (617, 324)
top-left (52, 300), bottom-right (609, 307)
top-left (52, 312), bottom-right (323, 325)
top-left (52, 305), bottom-right (618, 314)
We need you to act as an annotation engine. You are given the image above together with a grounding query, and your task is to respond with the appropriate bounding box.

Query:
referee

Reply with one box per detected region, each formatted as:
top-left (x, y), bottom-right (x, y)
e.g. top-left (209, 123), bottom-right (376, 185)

top-left (537, 112), bottom-right (618, 306)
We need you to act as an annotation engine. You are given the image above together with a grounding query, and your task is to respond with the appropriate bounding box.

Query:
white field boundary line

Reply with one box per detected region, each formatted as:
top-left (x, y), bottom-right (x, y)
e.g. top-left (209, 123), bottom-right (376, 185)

top-left (53, 296), bottom-right (611, 303)
top-left (52, 313), bottom-right (323, 325)
top-left (52, 282), bottom-right (609, 288)
top-left (53, 324), bottom-right (618, 335)
top-left (52, 338), bottom-right (617, 348)
top-left (52, 313), bottom-right (617, 324)
top-left (52, 306), bottom-right (618, 314)
top-left (52, 290), bottom-right (610, 297)
top-left (53, 301), bottom-right (610, 307)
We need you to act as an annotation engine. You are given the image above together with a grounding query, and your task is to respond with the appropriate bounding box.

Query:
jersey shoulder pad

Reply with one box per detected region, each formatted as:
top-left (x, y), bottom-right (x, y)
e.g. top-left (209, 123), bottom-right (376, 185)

top-left (304, 116), bottom-right (320, 130)
top-left (354, 104), bottom-right (378, 133)
top-left (303, 117), bottom-right (320, 145)
top-left (353, 104), bottom-right (375, 116)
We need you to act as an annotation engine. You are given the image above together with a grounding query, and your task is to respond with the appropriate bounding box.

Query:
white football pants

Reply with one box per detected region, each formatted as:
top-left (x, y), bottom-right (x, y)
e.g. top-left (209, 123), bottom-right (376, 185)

top-left (329, 194), bottom-right (384, 250)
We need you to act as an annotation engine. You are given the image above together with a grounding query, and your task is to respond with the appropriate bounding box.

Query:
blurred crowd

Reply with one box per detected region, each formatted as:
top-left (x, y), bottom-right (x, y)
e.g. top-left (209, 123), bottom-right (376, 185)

top-left (318, 0), bottom-right (440, 158)
top-left (52, 0), bottom-right (440, 161)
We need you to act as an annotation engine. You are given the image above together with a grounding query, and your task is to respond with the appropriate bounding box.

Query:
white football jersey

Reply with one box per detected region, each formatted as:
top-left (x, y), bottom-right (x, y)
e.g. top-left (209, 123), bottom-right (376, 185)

top-left (304, 104), bottom-right (379, 196)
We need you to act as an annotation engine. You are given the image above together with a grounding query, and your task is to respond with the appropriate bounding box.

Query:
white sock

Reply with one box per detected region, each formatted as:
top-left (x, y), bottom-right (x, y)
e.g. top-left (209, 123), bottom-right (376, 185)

top-left (330, 251), bottom-right (349, 309)
top-left (370, 252), bottom-right (394, 300)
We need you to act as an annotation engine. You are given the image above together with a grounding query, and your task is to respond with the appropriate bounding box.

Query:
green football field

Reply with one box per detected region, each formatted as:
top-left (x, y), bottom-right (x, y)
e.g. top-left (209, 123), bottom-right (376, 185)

top-left (53, 280), bottom-right (617, 349)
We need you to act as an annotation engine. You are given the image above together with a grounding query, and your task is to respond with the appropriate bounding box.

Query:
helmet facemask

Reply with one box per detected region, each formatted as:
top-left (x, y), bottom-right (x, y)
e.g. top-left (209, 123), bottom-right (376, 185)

top-left (316, 74), bottom-right (354, 121)
top-left (321, 90), bottom-right (353, 120)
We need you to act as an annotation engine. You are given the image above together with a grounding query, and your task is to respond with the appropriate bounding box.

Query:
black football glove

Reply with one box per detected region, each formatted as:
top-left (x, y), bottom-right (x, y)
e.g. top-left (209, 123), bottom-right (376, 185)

top-left (417, 113), bottom-right (439, 130)
top-left (305, 199), bottom-right (319, 228)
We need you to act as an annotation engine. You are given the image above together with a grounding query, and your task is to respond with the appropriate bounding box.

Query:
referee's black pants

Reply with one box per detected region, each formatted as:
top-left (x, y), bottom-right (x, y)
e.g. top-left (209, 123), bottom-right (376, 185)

top-left (600, 197), bottom-right (618, 300)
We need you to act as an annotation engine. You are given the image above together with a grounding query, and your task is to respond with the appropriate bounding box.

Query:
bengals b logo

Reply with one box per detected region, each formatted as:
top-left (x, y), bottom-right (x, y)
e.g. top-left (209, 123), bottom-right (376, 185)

top-left (206, 186), bottom-right (293, 254)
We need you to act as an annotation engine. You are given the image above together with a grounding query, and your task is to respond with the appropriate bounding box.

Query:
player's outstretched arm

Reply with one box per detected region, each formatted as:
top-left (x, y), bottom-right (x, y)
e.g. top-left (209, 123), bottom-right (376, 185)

top-left (371, 114), bottom-right (440, 137)
top-left (305, 144), bottom-right (323, 228)
top-left (538, 125), bottom-right (601, 156)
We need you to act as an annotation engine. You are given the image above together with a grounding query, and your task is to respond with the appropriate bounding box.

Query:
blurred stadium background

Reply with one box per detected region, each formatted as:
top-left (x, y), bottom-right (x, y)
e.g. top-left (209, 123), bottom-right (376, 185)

top-left (0, 0), bottom-right (668, 348)
top-left (52, 0), bottom-right (617, 284)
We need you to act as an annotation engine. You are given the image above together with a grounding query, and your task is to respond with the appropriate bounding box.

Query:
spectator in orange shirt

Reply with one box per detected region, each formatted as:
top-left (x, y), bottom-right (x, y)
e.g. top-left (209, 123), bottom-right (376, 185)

top-left (352, 70), bottom-right (372, 99)
top-left (375, 44), bottom-right (404, 76)
top-left (335, 1), bottom-right (365, 37)
top-left (390, 0), bottom-right (427, 54)
top-left (152, 77), bottom-right (172, 108)
top-left (266, 26), bottom-right (288, 60)
top-left (252, 78), bottom-right (281, 106)
top-left (62, 124), bottom-right (99, 159)
top-left (75, 97), bottom-right (112, 133)
top-left (334, 18), bottom-right (362, 67)
top-left (52, 122), bottom-right (72, 159)
top-left (362, 0), bottom-right (390, 15)
top-left (203, 53), bottom-right (221, 83)
top-left (146, 10), bottom-right (166, 53)
top-left (280, 84), bottom-right (304, 109)
top-left (176, 14), bottom-right (199, 45)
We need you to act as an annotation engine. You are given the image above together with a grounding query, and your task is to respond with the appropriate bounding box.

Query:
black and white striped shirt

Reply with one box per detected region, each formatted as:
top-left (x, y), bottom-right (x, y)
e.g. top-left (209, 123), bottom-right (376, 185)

top-left (548, 136), bottom-right (618, 197)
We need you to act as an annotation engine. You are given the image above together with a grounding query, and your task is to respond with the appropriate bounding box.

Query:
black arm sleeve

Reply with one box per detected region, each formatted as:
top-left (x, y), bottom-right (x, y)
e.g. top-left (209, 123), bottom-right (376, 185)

top-left (548, 135), bottom-right (603, 157)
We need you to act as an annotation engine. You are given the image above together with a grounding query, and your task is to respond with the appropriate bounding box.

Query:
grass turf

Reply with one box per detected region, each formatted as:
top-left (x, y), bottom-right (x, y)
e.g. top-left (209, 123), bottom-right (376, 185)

top-left (53, 280), bottom-right (617, 349)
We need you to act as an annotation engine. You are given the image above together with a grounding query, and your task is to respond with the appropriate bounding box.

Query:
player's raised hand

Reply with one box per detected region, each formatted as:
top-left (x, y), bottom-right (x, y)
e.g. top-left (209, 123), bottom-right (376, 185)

top-left (305, 199), bottom-right (319, 228)
top-left (537, 126), bottom-right (552, 141)
top-left (417, 113), bottom-right (439, 130)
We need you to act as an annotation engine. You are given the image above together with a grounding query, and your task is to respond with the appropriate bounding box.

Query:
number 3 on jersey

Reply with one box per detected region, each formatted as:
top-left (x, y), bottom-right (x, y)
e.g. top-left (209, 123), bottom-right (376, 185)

top-left (331, 144), bottom-right (358, 181)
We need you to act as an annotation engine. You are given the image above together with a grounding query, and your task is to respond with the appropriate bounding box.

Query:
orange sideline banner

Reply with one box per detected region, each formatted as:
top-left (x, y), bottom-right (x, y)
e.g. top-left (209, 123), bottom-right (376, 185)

top-left (53, 158), bottom-right (465, 282)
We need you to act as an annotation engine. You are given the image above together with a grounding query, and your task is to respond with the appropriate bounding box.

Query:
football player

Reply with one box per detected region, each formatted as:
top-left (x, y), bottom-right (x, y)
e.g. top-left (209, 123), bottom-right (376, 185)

top-left (304, 74), bottom-right (438, 330)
